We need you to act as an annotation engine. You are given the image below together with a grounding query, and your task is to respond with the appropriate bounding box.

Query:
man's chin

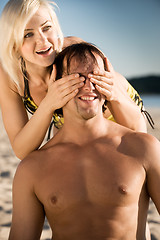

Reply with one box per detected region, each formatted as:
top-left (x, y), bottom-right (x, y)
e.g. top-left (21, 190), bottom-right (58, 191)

top-left (78, 110), bottom-right (97, 120)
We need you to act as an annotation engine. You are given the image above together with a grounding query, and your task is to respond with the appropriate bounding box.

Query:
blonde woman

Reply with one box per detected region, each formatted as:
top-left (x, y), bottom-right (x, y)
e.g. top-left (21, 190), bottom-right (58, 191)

top-left (0, 0), bottom-right (147, 160)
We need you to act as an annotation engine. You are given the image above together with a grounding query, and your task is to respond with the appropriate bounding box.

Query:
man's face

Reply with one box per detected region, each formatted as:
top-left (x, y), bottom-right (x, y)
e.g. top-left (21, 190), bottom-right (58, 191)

top-left (63, 53), bottom-right (106, 120)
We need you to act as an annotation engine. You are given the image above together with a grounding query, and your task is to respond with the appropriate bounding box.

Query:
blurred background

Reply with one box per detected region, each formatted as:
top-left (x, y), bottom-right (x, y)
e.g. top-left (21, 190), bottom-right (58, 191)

top-left (0, 1), bottom-right (160, 240)
top-left (1, 0), bottom-right (159, 104)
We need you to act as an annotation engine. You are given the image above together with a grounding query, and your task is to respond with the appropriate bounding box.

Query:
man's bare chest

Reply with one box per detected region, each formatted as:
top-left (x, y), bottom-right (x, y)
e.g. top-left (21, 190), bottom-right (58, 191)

top-left (35, 142), bottom-right (146, 213)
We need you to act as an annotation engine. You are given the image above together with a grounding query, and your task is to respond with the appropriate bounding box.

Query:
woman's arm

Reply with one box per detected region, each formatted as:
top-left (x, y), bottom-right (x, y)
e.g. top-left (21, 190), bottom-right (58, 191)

top-left (0, 65), bottom-right (84, 160)
top-left (63, 36), bottom-right (84, 49)
top-left (89, 58), bottom-right (147, 133)
top-left (106, 72), bottom-right (147, 132)
top-left (0, 67), bottom-right (52, 159)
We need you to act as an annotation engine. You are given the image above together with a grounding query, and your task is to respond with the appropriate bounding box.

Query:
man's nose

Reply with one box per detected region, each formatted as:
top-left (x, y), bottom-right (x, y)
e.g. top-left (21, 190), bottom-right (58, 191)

top-left (83, 78), bottom-right (95, 91)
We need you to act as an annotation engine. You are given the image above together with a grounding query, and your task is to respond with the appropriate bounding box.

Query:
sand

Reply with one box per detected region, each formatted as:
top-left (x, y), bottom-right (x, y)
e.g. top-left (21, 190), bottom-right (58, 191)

top-left (0, 107), bottom-right (160, 240)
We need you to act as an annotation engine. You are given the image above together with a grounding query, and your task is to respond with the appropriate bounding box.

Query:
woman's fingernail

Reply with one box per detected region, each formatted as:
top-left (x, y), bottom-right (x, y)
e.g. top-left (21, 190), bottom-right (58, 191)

top-left (80, 82), bottom-right (84, 86)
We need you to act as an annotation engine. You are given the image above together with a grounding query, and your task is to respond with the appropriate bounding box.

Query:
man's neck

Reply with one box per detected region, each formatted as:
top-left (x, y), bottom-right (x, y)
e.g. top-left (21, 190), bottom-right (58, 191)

top-left (59, 114), bottom-right (108, 145)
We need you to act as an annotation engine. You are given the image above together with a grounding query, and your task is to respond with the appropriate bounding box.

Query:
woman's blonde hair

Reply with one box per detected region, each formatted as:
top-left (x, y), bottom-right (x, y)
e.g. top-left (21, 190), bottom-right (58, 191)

top-left (0, 0), bottom-right (64, 87)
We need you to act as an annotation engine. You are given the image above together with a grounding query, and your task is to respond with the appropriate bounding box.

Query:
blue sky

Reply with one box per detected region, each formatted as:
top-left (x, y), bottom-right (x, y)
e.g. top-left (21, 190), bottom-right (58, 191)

top-left (0, 0), bottom-right (160, 78)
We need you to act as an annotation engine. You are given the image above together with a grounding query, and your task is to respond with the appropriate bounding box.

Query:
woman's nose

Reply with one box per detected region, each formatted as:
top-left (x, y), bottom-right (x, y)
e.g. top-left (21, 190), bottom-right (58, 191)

top-left (36, 32), bottom-right (47, 44)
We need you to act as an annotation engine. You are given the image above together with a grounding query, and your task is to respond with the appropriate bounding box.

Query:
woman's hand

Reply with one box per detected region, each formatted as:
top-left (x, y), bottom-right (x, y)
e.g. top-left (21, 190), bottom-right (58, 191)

top-left (88, 58), bottom-right (147, 132)
top-left (45, 65), bottom-right (84, 113)
top-left (88, 57), bottom-right (128, 102)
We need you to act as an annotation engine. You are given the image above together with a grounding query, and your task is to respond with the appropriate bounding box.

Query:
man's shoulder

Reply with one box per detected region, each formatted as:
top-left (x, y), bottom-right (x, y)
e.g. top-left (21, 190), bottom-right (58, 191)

top-left (14, 142), bottom-right (69, 186)
top-left (121, 130), bottom-right (160, 158)
top-left (17, 150), bottom-right (41, 174)
top-left (126, 131), bottom-right (158, 145)
top-left (13, 151), bottom-right (39, 187)
top-left (19, 140), bottom-right (73, 167)
top-left (122, 130), bottom-right (156, 145)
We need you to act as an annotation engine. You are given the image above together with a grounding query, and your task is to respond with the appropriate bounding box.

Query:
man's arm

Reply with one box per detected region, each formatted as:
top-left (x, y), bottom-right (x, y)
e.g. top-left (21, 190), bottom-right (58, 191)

top-left (9, 159), bottom-right (45, 240)
top-left (145, 135), bottom-right (160, 214)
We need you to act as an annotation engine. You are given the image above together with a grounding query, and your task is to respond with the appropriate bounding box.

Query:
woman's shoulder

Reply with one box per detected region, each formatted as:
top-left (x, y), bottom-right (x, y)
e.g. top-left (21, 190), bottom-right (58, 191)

top-left (0, 62), bottom-right (23, 95)
top-left (63, 36), bottom-right (84, 49)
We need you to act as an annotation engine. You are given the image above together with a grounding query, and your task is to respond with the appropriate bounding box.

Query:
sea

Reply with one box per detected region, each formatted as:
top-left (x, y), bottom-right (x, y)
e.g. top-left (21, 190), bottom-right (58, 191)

top-left (141, 94), bottom-right (160, 108)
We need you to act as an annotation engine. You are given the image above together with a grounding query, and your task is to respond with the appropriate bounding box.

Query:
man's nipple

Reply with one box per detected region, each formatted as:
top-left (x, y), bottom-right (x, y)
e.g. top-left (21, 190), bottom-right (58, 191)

top-left (118, 185), bottom-right (128, 195)
top-left (51, 196), bottom-right (58, 204)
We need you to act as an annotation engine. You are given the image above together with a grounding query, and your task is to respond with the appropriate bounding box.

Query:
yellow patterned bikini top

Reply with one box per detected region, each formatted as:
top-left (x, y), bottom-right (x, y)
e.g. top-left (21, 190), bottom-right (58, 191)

top-left (23, 75), bottom-right (154, 139)
top-left (23, 75), bottom-right (64, 130)
top-left (107, 82), bottom-right (143, 122)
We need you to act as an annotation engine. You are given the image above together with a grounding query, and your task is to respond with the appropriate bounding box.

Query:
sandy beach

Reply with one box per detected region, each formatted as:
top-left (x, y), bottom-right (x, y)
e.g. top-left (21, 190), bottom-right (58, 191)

top-left (0, 107), bottom-right (160, 240)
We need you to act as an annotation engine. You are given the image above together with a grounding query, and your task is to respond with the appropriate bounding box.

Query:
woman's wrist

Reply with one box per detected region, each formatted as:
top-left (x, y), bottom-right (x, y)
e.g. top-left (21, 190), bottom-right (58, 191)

top-left (40, 97), bottom-right (56, 116)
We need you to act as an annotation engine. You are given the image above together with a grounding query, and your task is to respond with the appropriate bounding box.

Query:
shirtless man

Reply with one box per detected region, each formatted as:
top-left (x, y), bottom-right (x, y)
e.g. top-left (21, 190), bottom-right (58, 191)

top-left (9, 43), bottom-right (160, 240)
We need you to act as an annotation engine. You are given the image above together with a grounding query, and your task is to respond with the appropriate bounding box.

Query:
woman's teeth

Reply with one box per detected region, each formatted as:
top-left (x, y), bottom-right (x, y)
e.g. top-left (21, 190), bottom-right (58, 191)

top-left (36, 47), bottom-right (51, 54)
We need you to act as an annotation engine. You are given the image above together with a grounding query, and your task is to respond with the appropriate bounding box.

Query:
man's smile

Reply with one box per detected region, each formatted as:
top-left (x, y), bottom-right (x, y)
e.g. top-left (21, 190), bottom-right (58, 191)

top-left (78, 95), bottom-right (98, 101)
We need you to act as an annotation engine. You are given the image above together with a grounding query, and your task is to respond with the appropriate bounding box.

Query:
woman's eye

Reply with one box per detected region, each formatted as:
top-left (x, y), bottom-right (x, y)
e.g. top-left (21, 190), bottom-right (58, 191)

top-left (24, 32), bottom-right (33, 39)
top-left (43, 25), bottom-right (52, 32)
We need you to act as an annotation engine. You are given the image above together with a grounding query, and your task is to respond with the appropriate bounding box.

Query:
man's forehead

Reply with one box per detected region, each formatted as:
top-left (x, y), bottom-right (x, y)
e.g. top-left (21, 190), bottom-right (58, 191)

top-left (63, 53), bottom-right (104, 75)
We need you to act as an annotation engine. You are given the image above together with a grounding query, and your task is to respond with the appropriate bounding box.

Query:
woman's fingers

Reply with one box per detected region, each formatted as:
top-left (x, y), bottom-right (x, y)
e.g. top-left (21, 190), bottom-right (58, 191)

top-left (95, 85), bottom-right (112, 100)
top-left (89, 76), bottom-right (113, 100)
top-left (91, 70), bottom-right (112, 79)
top-left (61, 81), bottom-right (84, 97)
top-left (56, 73), bottom-right (80, 85)
top-left (61, 75), bottom-right (85, 90)
top-left (51, 81), bottom-right (83, 108)
top-left (104, 57), bottom-right (114, 73)
top-left (53, 74), bottom-right (85, 95)
top-left (88, 65), bottom-right (115, 101)
top-left (62, 88), bottom-right (79, 103)
top-left (89, 75), bottom-right (113, 85)
top-left (90, 77), bottom-right (112, 91)
top-left (47, 73), bottom-right (85, 110)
